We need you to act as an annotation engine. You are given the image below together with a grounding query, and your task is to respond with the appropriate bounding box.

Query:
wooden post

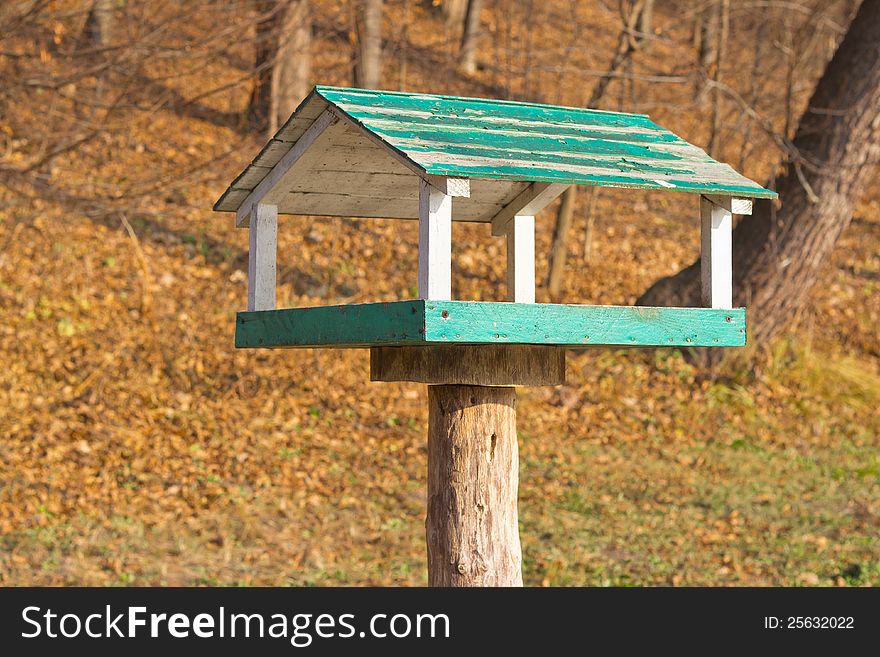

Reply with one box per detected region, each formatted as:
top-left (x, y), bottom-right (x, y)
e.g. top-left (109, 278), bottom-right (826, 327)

top-left (247, 203), bottom-right (278, 311)
top-left (371, 345), bottom-right (564, 587)
top-left (427, 385), bottom-right (522, 586)
top-left (506, 214), bottom-right (535, 303)
top-left (700, 195), bottom-right (733, 309)
top-left (418, 179), bottom-right (452, 300)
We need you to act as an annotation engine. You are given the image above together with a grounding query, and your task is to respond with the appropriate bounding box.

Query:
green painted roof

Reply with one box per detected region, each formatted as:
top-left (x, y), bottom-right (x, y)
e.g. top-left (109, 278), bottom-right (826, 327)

top-left (215, 85), bottom-right (775, 213)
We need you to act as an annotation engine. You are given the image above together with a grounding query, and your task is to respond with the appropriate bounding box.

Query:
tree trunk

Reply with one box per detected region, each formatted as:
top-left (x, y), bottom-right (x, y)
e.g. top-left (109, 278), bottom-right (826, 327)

top-left (248, 0), bottom-right (281, 131)
top-left (355, 0), bottom-right (383, 89)
top-left (695, 0), bottom-right (721, 104)
top-left (270, 0), bottom-right (311, 134)
top-left (546, 185), bottom-right (576, 298)
top-left (545, 0), bottom-right (646, 295)
top-left (427, 385), bottom-right (522, 587)
top-left (707, 0), bottom-right (729, 156)
top-left (82, 0), bottom-right (114, 47)
top-left (459, 0), bottom-right (484, 74)
top-left (638, 0), bottom-right (880, 362)
top-left (442, 0), bottom-right (468, 33)
top-left (636, 0), bottom-right (654, 52)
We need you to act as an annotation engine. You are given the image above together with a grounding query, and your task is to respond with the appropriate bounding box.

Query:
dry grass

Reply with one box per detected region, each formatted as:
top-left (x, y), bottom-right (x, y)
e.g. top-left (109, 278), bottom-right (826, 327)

top-left (0, 0), bottom-right (877, 586)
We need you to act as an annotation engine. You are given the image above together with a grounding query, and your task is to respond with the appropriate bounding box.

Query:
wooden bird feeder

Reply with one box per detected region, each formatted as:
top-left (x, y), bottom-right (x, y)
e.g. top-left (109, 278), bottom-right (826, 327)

top-left (215, 86), bottom-right (776, 586)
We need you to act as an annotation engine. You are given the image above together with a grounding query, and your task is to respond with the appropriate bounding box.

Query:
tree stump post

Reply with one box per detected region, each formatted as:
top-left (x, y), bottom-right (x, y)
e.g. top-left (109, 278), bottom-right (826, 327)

top-left (371, 344), bottom-right (565, 587)
top-left (427, 384), bottom-right (521, 586)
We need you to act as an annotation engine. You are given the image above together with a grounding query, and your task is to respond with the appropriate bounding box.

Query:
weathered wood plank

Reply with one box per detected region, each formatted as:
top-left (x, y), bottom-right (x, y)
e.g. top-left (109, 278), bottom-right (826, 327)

top-left (320, 86), bottom-right (659, 127)
top-left (282, 171), bottom-right (509, 206)
top-left (235, 300), bottom-right (427, 348)
top-left (703, 194), bottom-right (753, 215)
top-left (235, 301), bottom-right (747, 348)
top-left (424, 175), bottom-right (470, 198)
top-left (216, 86), bottom-right (776, 217)
top-left (276, 191), bottom-right (500, 221)
top-left (423, 302), bottom-right (746, 346)
top-left (320, 86), bottom-right (777, 199)
top-left (346, 107), bottom-right (683, 143)
top-left (235, 109), bottom-right (338, 227)
top-left (370, 344), bottom-right (564, 386)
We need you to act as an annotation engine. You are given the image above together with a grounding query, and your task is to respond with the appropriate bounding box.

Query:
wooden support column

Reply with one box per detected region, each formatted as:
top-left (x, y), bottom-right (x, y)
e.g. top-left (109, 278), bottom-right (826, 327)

top-left (700, 195), bottom-right (733, 309)
top-left (247, 204), bottom-right (278, 311)
top-left (427, 384), bottom-right (522, 586)
top-left (418, 178), bottom-right (453, 300)
top-left (506, 214), bottom-right (535, 303)
top-left (371, 344), bottom-right (564, 587)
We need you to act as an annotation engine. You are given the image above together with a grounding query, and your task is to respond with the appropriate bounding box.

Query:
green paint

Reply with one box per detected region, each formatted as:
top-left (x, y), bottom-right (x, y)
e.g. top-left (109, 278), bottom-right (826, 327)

top-left (395, 141), bottom-right (695, 176)
top-left (318, 86), bottom-right (657, 127)
top-left (235, 301), bottom-right (426, 348)
top-left (422, 163), bottom-right (777, 198)
top-left (323, 86), bottom-right (776, 199)
top-left (345, 109), bottom-right (686, 144)
top-left (236, 301), bottom-right (746, 349)
top-left (216, 85), bottom-right (777, 213)
top-left (369, 126), bottom-right (687, 161)
top-left (390, 136), bottom-right (690, 168)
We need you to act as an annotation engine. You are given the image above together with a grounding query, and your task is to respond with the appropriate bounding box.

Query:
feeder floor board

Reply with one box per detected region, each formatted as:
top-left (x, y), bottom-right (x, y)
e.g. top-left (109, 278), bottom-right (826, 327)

top-left (235, 301), bottom-right (746, 348)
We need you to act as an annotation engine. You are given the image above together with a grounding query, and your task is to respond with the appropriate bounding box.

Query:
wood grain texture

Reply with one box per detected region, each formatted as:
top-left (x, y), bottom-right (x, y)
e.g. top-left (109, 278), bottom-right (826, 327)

top-left (427, 385), bottom-right (522, 586)
top-left (236, 300), bottom-right (425, 348)
top-left (234, 108), bottom-right (338, 226)
top-left (241, 120), bottom-right (522, 222)
top-left (214, 85), bottom-right (776, 215)
top-left (246, 204), bottom-right (278, 311)
top-left (370, 344), bottom-right (564, 386)
top-left (235, 301), bottom-right (747, 348)
top-left (703, 194), bottom-right (752, 215)
top-left (424, 175), bottom-right (470, 198)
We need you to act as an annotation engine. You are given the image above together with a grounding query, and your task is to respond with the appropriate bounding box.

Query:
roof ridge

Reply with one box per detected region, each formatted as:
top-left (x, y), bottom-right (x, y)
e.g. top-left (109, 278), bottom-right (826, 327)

top-left (314, 85), bottom-right (650, 118)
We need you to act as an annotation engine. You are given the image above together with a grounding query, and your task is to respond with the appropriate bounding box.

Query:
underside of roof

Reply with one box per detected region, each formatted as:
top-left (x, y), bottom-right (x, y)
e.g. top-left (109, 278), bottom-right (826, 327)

top-left (214, 86), bottom-right (776, 221)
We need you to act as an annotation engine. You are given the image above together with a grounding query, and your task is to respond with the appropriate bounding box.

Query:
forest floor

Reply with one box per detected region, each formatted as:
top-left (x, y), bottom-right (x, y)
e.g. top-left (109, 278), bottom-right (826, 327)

top-left (0, 0), bottom-right (877, 586)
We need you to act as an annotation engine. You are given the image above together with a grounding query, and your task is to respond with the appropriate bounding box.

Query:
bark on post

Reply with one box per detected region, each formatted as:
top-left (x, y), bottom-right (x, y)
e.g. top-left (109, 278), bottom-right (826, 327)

top-left (427, 385), bottom-right (522, 587)
top-left (370, 344), bottom-right (564, 587)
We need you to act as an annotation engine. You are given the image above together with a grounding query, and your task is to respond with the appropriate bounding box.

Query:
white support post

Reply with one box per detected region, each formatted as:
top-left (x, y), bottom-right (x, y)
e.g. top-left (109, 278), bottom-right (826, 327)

top-left (700, 196), bottom-right (733, 309)
top-left (506, 215), bottom-right (535, 303)
top-left (247, 204), bottom-right (278, 311)
top-left (418, 179), bottom-right (453, 300)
